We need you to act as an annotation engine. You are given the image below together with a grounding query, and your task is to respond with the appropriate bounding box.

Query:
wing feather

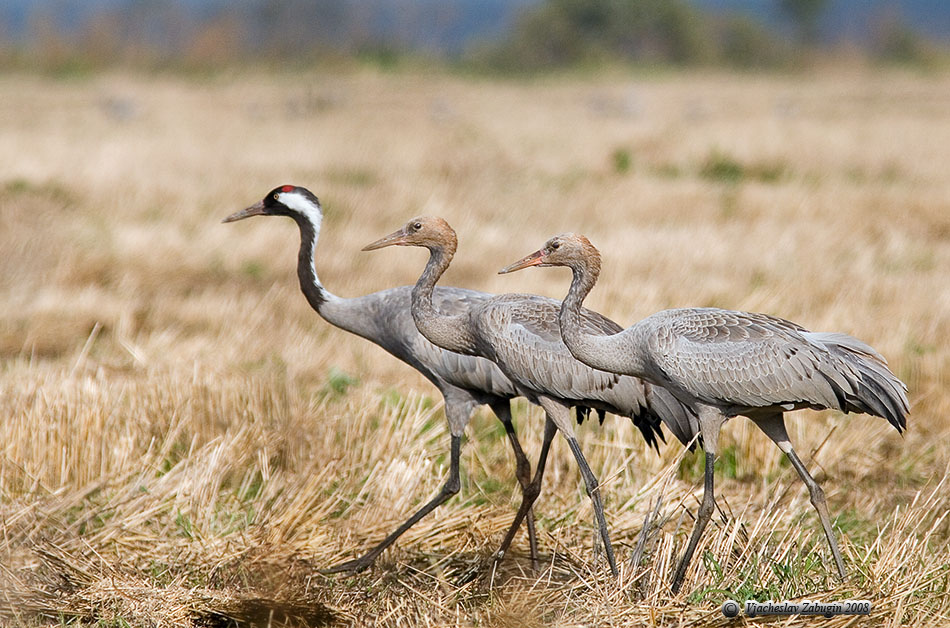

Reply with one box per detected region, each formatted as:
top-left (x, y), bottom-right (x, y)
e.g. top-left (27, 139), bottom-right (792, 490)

top-left (643, 308), bottom-right (908, 429)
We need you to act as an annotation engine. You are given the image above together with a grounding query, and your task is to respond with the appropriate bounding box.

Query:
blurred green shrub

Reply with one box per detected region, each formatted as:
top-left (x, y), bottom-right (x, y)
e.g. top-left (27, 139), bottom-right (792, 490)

top-left (477, 0), bottom-right (792, 71)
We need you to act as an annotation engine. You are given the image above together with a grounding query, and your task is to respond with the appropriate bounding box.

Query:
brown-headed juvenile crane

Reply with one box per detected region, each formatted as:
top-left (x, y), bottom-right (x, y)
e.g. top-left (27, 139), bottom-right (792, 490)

top-left (500, 233), bottom-right (909, 593)
top-left (363, 216), bottom-right (697, 576)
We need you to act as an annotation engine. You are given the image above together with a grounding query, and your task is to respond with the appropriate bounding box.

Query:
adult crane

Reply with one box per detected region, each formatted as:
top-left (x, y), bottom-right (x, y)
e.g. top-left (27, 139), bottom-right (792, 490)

top-left (224, 185), bottom-right (542, 573)
top-left (500, 233), bottom-right (909, 593)
top-left (363, 216), bottom-right (697, 576)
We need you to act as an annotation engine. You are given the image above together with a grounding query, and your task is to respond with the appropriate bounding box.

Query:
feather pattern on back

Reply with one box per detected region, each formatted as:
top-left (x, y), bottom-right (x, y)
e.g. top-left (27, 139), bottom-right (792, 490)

top-left (628, 308), bottom-right (907, 430)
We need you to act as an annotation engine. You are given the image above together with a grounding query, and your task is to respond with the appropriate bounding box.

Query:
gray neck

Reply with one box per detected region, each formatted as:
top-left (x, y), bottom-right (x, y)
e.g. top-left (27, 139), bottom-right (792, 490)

top-left (291, 212), bottom-right (375, 339)
top-left (411, 245), bottom-right (479, 355)
top-left (559, 261), bottom-right (642, 375)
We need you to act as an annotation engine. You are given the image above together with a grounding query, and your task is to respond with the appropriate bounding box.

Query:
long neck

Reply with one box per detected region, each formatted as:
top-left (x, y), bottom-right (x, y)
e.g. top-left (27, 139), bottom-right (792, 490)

top-left (411, 243), bottom-right (479, 355)
top-left (293, 213), bottom-right (330, 311)
top-left (291, 213), bottom-right (373, 338)
top-left (559, 256), bottom-right (643, 375)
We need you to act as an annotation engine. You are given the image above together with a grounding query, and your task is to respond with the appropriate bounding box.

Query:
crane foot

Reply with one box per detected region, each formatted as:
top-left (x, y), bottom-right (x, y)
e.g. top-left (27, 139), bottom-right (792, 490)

top-left (319, 557), bottom-right (374, 575)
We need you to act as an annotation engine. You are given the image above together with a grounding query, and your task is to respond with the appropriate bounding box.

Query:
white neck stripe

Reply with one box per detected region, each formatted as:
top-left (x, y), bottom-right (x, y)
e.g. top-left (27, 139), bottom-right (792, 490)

top-left (277, 190), bottom-right (324, 291)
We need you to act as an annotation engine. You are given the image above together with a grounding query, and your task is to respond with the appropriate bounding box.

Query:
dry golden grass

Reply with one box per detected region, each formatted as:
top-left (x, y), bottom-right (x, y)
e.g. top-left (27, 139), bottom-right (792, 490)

top-left (1, 67), bottom-right (949, 626)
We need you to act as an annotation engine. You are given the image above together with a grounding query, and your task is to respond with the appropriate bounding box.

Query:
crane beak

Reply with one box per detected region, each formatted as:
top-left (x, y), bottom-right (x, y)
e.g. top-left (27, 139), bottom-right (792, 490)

top-left (498, 249), bottom-right (545, 274)
top-left (222, 200), bottom-right (266, 223)
top-left (363, 227), bottom-right (409, 251)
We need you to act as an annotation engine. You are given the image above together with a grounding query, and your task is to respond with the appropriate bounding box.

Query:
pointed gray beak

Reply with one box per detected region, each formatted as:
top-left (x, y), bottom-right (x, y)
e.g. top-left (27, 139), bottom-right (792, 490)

top-left (363, 227), bottom-right (410, 251)
top-left (222, 200), bottom-right (266, 223)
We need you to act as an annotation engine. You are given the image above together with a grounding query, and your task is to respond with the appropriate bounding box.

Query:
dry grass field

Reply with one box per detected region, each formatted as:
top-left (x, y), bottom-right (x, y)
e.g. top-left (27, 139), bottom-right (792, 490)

top-left (1, 67), bottom-right (949, 626)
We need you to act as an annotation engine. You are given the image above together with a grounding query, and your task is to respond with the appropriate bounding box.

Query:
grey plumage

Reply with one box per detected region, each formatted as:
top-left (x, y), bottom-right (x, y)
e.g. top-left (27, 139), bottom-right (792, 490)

top-left (501, 233), bottom-right (909, 594)
top-left (346, 286), bottom-right (520, 402)
top-left (634, 308), bottom-right (908, 429)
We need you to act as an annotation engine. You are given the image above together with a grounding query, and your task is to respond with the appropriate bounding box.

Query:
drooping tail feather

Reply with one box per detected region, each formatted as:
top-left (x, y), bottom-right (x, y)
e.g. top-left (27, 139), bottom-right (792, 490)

top-left (630, 410), bottom-right (665, 453)
top-left (644, 383), bottom-right (699, 449)
top-left (807, 332), bottom-right (909, 432)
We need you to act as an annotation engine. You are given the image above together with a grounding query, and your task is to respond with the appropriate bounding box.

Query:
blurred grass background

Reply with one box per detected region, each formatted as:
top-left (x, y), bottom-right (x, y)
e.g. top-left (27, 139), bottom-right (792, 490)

top-left (1, 1), bottom-right (950, 626)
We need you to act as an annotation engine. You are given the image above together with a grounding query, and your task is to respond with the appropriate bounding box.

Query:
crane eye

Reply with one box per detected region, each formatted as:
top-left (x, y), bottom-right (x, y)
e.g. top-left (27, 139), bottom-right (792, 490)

top-left (273, 193), bottom-right (280, 200)
top-left (550, 241), bottom-right (560, 250)
top-left (412, 221), bottom-right (422, 231)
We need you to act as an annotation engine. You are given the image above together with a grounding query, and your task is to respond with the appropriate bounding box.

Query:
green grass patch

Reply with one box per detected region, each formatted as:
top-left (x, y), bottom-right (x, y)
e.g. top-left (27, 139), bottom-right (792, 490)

top-left (678, 444), bottom-right (740, 482)
top-left (240, 260), bottom-right (266, 279)
top-left (469, 477), bottom-right (508, 506)
top-left (701, 151), bottom-right (745, 184)
top-left (611, 147), bottom-right (633, 174)
top-left (174, 510), bottom-right (194, 539)
top-left (323, 366), bottom-right (359, 398)
top-left (324, 167), bottom-right (378, 188)
top-left (700, 150), bottom-right (788, 184)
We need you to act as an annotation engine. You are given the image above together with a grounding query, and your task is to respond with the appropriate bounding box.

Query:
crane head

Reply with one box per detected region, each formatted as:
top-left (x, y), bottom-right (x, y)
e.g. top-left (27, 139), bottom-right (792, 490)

top-left (498, 233), bottom-right (600, 274)
top-left (363, 216), bottom-right (457, 253)
top-left (223, 185), bottom-right (323, 225)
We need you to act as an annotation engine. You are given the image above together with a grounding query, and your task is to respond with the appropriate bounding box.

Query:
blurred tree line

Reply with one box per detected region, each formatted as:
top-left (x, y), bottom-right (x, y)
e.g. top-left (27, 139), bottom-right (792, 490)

top-left (479, 0), bottom-right (942, 70)
top-left (0, 0), bottom-right (943, 73)
top-left (478, 0), bottom-right (789, 69)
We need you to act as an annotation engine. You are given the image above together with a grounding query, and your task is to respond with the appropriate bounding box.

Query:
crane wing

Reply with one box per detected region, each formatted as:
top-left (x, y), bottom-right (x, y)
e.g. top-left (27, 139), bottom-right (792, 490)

top-left (349, 286), bottom-right (519, 398)
top-left (645, 308), bottom-right (840, 409)
top-left (424, 287), bottom-right (520, 397)
top-left (475, 294), bottom-right (624, 399)
top-left (645, 308), bottom-right (907, 429)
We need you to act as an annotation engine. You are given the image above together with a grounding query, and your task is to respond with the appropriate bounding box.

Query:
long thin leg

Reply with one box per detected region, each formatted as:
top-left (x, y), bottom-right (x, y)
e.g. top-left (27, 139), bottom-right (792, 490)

top-left (564, 436), bottom-right (618, 577)
top-left (322, 434), bottom-right (463, 574)
top-left (786, 448), bottom-right (847, 579)
top-left (671, 408), bottom-right (726, 594)
top-left (537, 396), bottom-right (618, 577)
top-left (494, 418), bottom-right (557, 565)
top-left (754, 413), bottom-right (847, 579)
top-left (490, 400), bottom-right (540, 570)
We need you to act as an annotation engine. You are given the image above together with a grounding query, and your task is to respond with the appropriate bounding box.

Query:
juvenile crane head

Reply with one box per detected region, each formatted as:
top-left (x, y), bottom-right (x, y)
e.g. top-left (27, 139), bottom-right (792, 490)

top-left (223, 185), bottom-right (323, 226)
top-left (362, 216), bottom-right (458, 255)
top-left (499, 233), bottom-right (601, 275)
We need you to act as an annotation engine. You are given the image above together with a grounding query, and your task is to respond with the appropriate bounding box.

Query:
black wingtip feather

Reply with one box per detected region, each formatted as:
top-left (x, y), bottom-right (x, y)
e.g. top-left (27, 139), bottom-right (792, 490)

top-left (575, 405), bottom-right (591, 425)
top-left (630, 411), bottom-right (665, 454)
top-left (821, 370), bottom-right (850, 412)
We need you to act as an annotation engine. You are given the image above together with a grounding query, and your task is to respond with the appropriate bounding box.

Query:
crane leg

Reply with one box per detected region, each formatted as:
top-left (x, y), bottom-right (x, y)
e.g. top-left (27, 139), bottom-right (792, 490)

top-left (672, 409), bottom-right (726, 594)
top-left (321, 434), bottom-right (463, 574)
top-left (493, 417), bottom-right (557, 567)
top-left (563, 436), bottom-right (619, 576)
top-left (754, 413), bottom-right (847, 580)
top-left (785, 448), bottom-right (847, 579)
top-left (537, 395), bottom-right (618, 577)
top-left (490, 400), bottom-right (540, 570)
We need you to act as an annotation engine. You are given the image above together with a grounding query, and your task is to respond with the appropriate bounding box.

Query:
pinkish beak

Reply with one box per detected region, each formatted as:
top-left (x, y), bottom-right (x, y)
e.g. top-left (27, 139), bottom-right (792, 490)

top-left (498, 249), bottom-right (545, 274)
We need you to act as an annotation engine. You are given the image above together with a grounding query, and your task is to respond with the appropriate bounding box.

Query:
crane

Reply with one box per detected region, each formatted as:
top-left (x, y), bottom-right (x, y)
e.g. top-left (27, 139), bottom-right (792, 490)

top-left (500, 233), bottom-right (909, 593)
